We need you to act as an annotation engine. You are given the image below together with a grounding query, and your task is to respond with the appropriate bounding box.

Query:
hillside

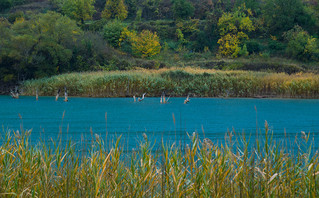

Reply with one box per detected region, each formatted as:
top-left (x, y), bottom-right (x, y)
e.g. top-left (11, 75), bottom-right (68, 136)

top-left (1, 0), bottom-right (319, 93)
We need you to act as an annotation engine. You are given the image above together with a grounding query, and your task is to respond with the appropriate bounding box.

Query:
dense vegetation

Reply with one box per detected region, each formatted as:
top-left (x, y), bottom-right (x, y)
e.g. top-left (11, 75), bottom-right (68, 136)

top-left (22, 68), bottom-right (319, 98)
top-left (0, 124), bottom-right (318, 197)
top-left (2, 0), bottom-right (319, 86)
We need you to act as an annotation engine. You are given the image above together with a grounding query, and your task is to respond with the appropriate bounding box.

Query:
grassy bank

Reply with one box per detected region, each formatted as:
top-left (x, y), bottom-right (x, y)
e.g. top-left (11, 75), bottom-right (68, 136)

top-left (0, 123), bottom-right (318, 197)
top-left (22, 67), bottom-right (319, 98)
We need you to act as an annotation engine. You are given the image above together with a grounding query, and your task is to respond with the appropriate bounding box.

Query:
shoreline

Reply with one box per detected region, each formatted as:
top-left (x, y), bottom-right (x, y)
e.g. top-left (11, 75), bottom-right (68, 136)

top-left (3, 94), bottom-right (319, 99)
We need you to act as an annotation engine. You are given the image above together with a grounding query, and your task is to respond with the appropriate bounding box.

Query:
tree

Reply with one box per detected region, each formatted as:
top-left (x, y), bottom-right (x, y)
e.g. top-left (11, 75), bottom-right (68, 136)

top-left (102, 0), bottom-right (128, 20)
top-left (0, 12), bottom-right (82, 80)
top-left (284, 25), bottom-right (319, 61)
top-left (263, 0), bottom-right (313, 36)
top-left (0, 0), bottom-right (13, 11)
top-left (61, 0), bottom-right (96, 23)
top-left (171, 0), bottom-right (194, 19)
top-left (120, 29), bottom-right (161, 57)
top-left (217, 4), bottom-right (255, 57)
top-left (102, 20), bottom-right (127, 47)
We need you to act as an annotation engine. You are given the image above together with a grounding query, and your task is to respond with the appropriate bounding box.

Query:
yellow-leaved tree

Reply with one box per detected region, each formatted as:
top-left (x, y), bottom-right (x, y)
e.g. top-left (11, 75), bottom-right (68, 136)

top-left (120, 28), bottom-right (161, 58)
top-left (217, 4), bottom-right (255, 57)
top-left (102, 0), bottom-right (128, 21)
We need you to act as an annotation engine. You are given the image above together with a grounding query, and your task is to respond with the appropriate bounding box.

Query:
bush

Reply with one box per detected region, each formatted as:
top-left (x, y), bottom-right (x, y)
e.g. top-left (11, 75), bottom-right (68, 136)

top-left (102, 20), bottom-right (127, 47)
top-left (134, 21), bottom-right (176, 41)
top-left (268, 40), bottom-right (286, 51)
top-left (172, 0), bottom-right (194, 19)
top-left (245, 40), bottom-right (263, 54)
top-left (284, 25), bottom-right (319, 61)
top-left (135, 59), bottom-right (159, 69)
top-left (239, 44), bottom-right (249, 57)
top-left (82, 19), bottom-right (108, 31)
top-left (8, 11), bottom-right (24, 23)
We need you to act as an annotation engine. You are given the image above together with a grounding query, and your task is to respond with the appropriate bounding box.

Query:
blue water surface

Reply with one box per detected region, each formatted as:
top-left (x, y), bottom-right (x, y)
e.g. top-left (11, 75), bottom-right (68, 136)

top-left (0, 96), bottom-right (318, 150)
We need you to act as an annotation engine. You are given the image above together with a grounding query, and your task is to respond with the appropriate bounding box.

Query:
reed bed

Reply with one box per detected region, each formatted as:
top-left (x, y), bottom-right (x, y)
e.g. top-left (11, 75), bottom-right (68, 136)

top-left (0, 122), bottom-right (318, 197)
top-left (22, 67), bottom-right (319, 98)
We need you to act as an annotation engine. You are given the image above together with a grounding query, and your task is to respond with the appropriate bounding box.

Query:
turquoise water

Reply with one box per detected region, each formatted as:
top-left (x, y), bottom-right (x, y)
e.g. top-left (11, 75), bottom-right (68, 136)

top-left (0, 96), bottom-right (318, 150)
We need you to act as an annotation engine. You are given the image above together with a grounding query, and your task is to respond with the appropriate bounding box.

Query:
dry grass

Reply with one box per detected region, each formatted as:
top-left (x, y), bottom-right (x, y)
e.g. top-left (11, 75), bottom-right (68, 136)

top-left (0, 122), bottom-right (318, 197)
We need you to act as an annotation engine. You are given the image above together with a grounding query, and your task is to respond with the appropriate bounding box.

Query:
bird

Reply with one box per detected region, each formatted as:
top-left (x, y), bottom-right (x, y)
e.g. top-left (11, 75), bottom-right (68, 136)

top-left (36, 89), bottom-right (38, 101)
top-left (133, 95), bottom-right (136, 102)
top-left (10, 87), bottom-right (19, 99)
top-left (166, 96), bottom-right (171, 103)
top-left (161, 92), bottom-right (171, 104)
top-left (55, 89), bottom-right (60, 101)
top-left (10, 90), bottom-right (19, 99)
top-left (184, 95), bottom-right (190, 104)
top-left (161, 91), bottom-right (171, 104)
top-left (64, 87), bottom-right (68, 102)
top-left (138, 93), bottom-right (146, 102)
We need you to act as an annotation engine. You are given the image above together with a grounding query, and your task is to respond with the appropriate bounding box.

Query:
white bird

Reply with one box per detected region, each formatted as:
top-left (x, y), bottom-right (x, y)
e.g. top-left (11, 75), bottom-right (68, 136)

top-left (138, 93), bottom-right (146, 102)
top-left (10, 87), bottom-right (19, 99)
top-left (184, 95), bottom-right (190, 104)
top-left (10, 90), bottom-right (19, 99)
top-left (166, 96), bottom-right (171, 103)
top-left (64, 87), bottom-right (68, 102)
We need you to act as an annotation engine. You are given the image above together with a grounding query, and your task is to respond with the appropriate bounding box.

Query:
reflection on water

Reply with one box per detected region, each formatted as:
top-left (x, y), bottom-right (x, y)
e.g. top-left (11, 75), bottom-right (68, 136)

top-left (0, 96), bottom-right (318, 150)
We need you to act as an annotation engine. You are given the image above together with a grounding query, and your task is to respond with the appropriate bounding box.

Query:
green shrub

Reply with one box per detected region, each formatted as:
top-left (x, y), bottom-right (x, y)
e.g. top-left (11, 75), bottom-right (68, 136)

top-left (268, 40), bottom-right (286, 51)
top-left (102, 20), bottom-right (127, 47)
top-left (245, 40), bottom-right (263, 54)
top-left (8, 11), bottom-right (24, 23)
top-left (82, 19), bottom-right (108, 31)
top-left (239, 44), bottom-right (249, 57)
top-left (284, 25), bottom-right (319, 61)
top-left (172, 0), bottom-right (194, 19)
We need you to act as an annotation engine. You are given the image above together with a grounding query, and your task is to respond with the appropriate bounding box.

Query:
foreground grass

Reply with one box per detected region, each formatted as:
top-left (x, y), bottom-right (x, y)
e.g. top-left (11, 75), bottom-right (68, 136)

top-left (0, 123), bottom-right (318, 197)
top-left (22, 67), bottom-right (319, 98)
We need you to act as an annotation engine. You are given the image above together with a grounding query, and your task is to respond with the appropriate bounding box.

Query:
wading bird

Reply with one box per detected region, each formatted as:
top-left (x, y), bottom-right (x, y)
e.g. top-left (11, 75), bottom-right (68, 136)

top-left (138, 93), bottom-right (146, 102)
top-left (64, 87), bottom-right (68, 102)
top-left (166, 96), bottom-right (171, 103)
top-left (55, 89), bottom-right (60, 101)
top-left (161, 92), bottom-right (170, 104)
top-left (36, 89), bottom-right (38, 101)
top-left (184, 95), bottom-right (190, 104)
top-left (10, 89), bottom-right (19, 99)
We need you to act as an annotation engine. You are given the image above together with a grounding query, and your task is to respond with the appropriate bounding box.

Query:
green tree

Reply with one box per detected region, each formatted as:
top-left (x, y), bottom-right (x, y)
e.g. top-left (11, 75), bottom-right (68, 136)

top-left (172, 0), bottom-right (194, 19)
top-left (102, 20), bottom-right (127, 47)
top-left (61, 0), bottom-right (96, 23)
top-left (263, 0), bottom-right (313, 36)
top-left (0, 12), bottom-right (82, 80)
top-left (284, 25), bottom-right (319, 61)
top-left (0, 0), bottom-right (13, 11)
top-left (102, 0), bottom-right (128, 20)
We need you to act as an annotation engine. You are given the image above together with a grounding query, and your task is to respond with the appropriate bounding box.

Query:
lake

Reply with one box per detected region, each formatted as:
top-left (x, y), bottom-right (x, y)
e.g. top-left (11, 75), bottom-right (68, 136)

top-left (1, 96), bottom-right (319, 151)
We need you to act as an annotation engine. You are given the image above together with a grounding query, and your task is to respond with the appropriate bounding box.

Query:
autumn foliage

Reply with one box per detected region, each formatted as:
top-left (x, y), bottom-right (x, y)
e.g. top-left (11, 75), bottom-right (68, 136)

top-left (217, 4), bottom-right (255, 57)
top-left (120, 29), bottom-right (161, 58)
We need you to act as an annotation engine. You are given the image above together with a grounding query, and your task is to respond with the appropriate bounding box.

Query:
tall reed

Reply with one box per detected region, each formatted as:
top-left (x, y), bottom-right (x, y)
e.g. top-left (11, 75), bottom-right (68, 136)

top-left (22, 68), bottom-right (319, 98)
top-left (0, 123), bottom-right (318, 197)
